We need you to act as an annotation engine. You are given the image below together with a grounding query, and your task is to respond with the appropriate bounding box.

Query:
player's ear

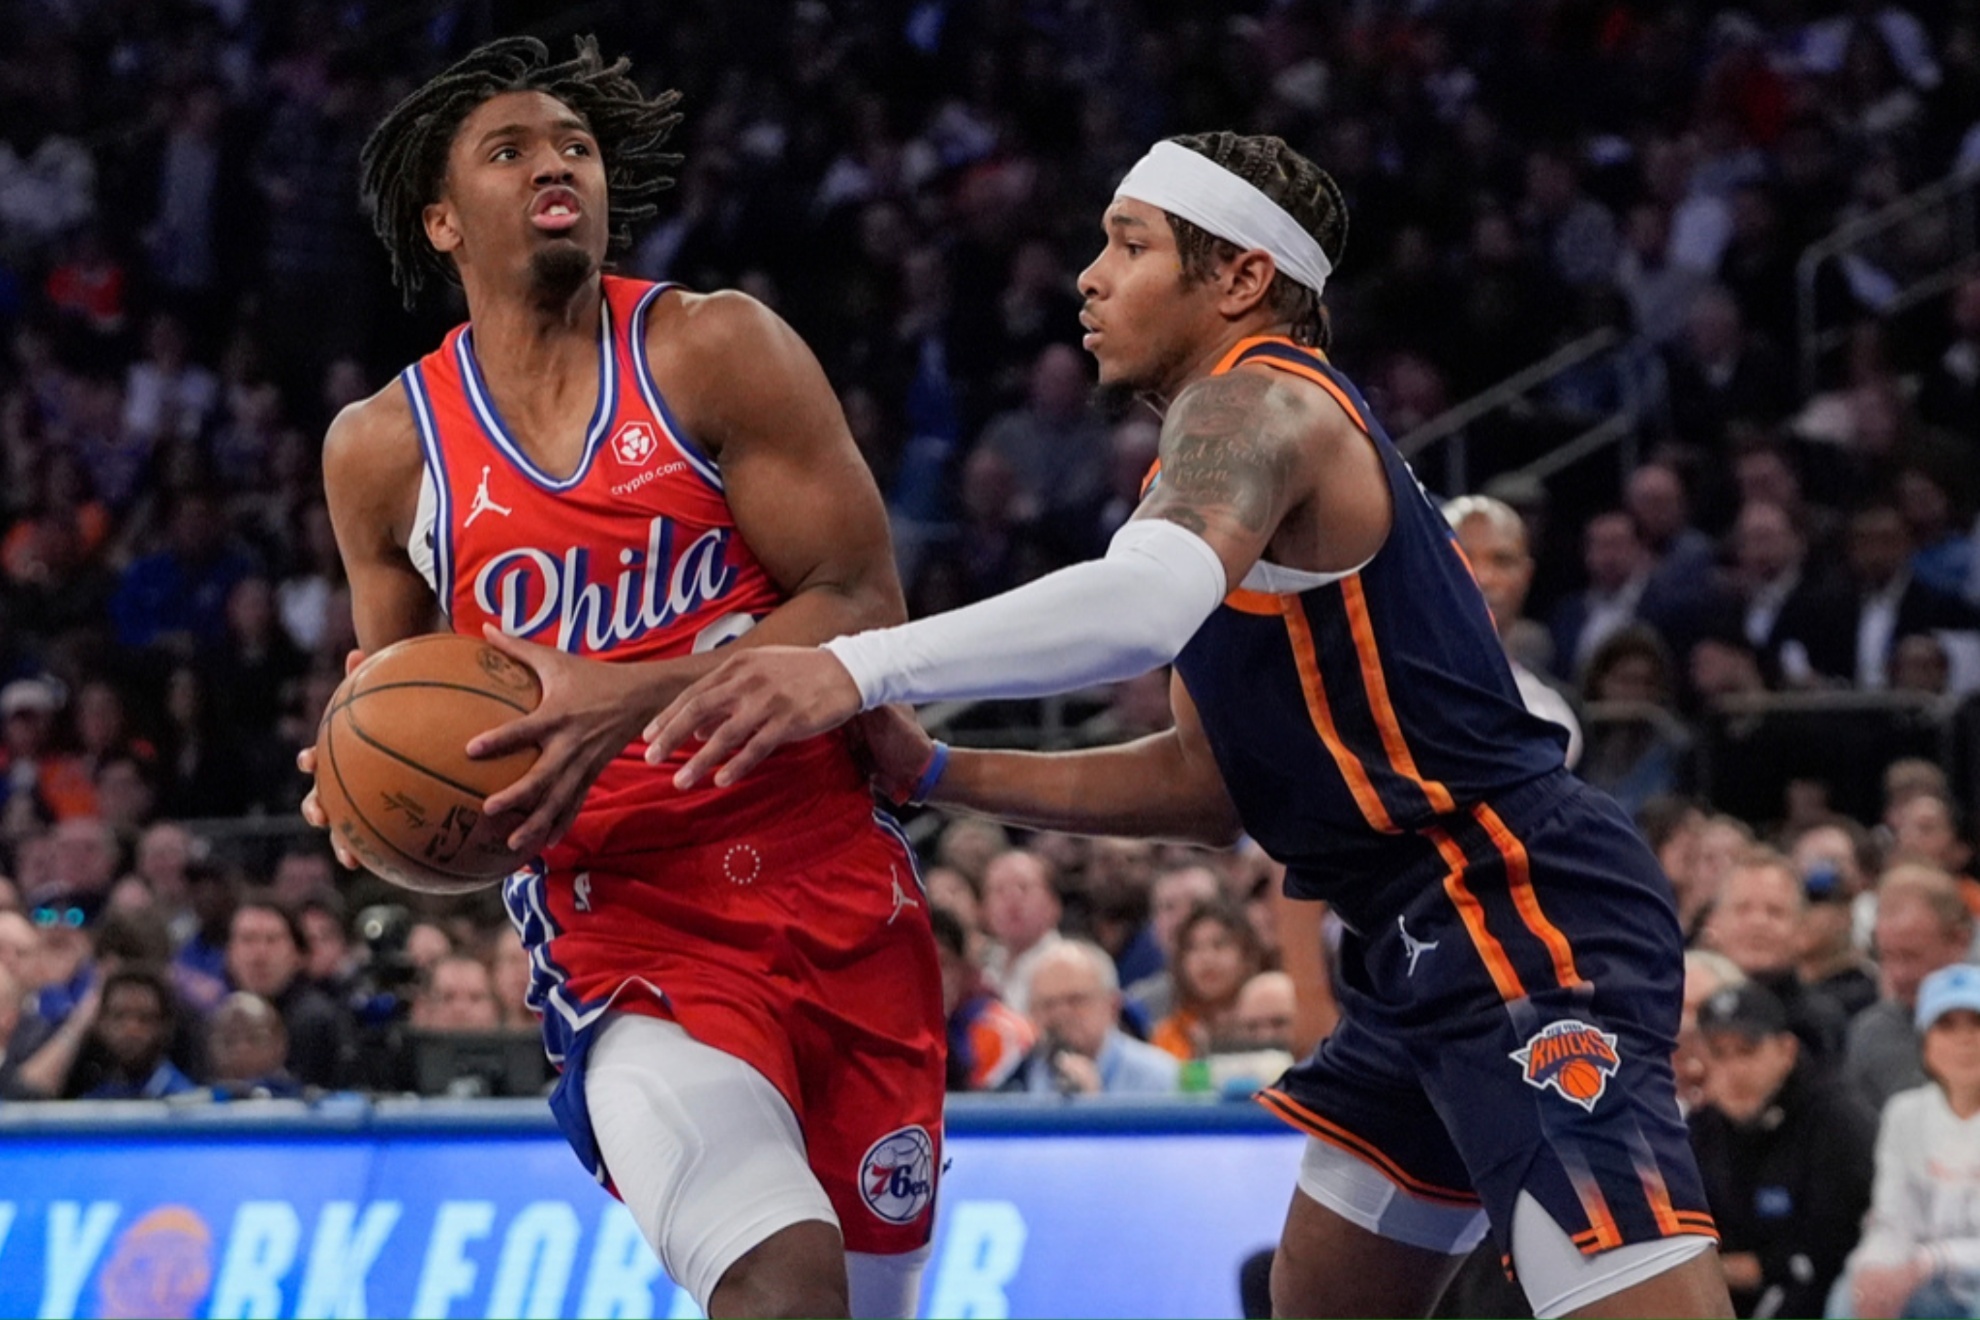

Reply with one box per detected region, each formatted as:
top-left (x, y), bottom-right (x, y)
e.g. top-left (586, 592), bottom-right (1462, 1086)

top-left (1218, 249), bottom-right (1278, 319)
top-left (424, 199), bottom-right (463, 257)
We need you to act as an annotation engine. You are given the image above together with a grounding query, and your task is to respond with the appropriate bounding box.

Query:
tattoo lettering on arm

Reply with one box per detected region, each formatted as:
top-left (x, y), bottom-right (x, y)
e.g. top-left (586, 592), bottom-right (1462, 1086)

top-left (1143, 371), bottom-right (1305, 541)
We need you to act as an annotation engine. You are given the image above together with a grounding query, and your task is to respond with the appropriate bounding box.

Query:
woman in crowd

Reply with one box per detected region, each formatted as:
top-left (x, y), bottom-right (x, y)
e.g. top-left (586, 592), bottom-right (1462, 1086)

top-left (1151, 901), bottom-right (1264, 1061)
top-left (1843, 964), bottom-right (1980, 1319)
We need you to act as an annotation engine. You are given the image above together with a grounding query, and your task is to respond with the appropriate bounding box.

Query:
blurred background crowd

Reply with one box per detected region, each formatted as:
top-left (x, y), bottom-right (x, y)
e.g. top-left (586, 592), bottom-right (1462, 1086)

top-left (2, 0), bottom-right (1980, 1316)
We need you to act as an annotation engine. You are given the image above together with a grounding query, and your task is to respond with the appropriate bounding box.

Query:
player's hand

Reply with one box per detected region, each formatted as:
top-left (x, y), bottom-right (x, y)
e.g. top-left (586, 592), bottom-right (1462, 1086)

top-left (299, 649), bottom-right (366, 869)
top-left (643, 646), bottom-right (862, 789)
top-left (851, 704), bottom-right (938, 805)
top-left (466, 625), bottom-right (648, 855)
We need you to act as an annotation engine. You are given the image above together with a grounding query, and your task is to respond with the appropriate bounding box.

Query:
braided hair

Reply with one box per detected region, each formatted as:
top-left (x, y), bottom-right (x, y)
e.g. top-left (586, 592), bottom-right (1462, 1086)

top-left (1162, 132), bottom-right (1349, 349)
top-left (359, 35), bottom-right (683, 306)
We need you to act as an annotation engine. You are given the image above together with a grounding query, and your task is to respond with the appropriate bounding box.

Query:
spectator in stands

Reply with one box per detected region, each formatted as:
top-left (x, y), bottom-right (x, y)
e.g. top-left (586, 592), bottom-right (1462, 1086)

top-left (1152, 902), bottom-right (1265, 1062)
top-left (1445, 495), bottom-right (1583, 763)
top-left (1550, 511), bottom-right (1695, 682)
top-left (1844, 865), bottom-right (1975, 1115)
top-left (1810, 503), bottom-right (1980, 691)
top-left (204, 992), bottom-right (299, 1099)
top-left (1917, 273), bottom-right (1980, 434)
top-left (936, 818), bottom-right (1009, 892)
top-left (1690, 981), bottom-right (1875, 1319)
top-left (297, 889), bottom-right (354, 997)
top-left (225, 899), bottom-right (347, 1088)
top-left (1730, 499), bottom-right (1853, 687)
top-left (1707, 848), bottom-right (1851, 1064)
top-left (973, 343), bottom-right (1108, 530)
top-left (1887, 793), bottom-right (1979, 901)
top-left (1788, 816), bottom-right (1880, 954)
top-left (1227, 970), bottom-right (1296, 1054)
top-left (488, 936), bottom-right (533, 1030)
top-left (47, 817), bottom-right (119, 905)
top-left (171, 858), bottom-right (233, 995)
top-left (1843, 964), bottom-right (1980, 1320)
top-left (1520, 146), bottom-right (1618, 290)
top-left (1017, 940), bottom-right (1175, 1096)
top-left (0, 678), bottom-right (95, 830)
top-left (403, 920), bottom-right (453, 973)
top-left (932, 906), bottom-right (1032, 1093)
top-left (980, 849), bottom-right (1064, 1016)
top-left (1578, 625), bottom-right (1693, 814)
top-left (1895, 459), bottom-right (1976, 610)
top-left (410, 955), bottom-right (501, 1032)
top-left (1627, 464), bottom-right (1717, 600)
top-left (1124, 864), bottom-right (1219, 1024)
top-left (1680, 949), bottom-right (1749, 1114)
top-left (109, 489), bottom-right (256, 654)
top-left (1661, 285), bottom-right (1794, 452)
top-left (1796, 863), bottom-right (1879, 1020)
top-left (28, 886), bottom-right (101, 1032)
top-left (77, 967), bottom-right (195, 1100)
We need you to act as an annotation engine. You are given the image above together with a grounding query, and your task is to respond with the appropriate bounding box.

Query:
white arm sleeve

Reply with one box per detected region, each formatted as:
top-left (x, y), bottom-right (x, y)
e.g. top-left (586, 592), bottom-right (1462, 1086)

top-left (823, 519), bottom-right (1230, 710)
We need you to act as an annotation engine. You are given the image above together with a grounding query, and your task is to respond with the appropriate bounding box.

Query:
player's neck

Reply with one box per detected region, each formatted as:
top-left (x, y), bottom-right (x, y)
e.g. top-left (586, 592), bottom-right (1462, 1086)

top-left (1145, 314), bottom-right (1296, 413)
top-left (466, 276), bottom-right (604, 388)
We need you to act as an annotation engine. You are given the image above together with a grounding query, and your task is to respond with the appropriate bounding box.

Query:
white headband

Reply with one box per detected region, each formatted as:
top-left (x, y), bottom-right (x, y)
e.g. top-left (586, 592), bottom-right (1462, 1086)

top-left (1114, 141), bottom-right (1334, 295)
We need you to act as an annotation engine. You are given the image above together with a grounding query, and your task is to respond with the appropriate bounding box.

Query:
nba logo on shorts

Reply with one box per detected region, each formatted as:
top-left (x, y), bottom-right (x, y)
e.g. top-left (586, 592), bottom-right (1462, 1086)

top-left (859, 1125), bottom-right (935, 1224)
top-left (1510, 1019), bottom-right (1621, 1112)
top-left (612, 421), bottom-right (658, 467)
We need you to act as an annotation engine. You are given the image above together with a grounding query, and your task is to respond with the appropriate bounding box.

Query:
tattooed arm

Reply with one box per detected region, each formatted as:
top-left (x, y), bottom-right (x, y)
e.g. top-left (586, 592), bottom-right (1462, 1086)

top-left (1134, 368), bottom-right (1313, 583)
top-left (642, 364), bottom-right (1337, 788)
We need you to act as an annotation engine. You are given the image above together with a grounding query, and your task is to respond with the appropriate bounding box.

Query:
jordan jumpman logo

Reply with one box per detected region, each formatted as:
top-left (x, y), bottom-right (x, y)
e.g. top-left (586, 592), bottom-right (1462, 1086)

top-left (887, 868), bottom-right (921, 925)
top-left (1398, 916), bottom-right (1439, 976)
top-left (464, 465), bottom-right (513, 526)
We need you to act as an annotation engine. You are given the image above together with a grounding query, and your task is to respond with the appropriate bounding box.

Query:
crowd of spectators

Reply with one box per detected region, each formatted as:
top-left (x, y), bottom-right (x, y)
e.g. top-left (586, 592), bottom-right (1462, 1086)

top-left (2, 1), bottom-right (1980, 1316)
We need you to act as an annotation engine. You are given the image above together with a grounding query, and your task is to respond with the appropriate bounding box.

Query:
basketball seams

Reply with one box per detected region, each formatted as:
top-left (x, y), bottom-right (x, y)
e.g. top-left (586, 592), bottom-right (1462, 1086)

top-left (337, 692), bottom-right (517, 803)
top-left (321, 707), bottom-right (492, 887)
top-left (328, 677), bottom-right (533, 719)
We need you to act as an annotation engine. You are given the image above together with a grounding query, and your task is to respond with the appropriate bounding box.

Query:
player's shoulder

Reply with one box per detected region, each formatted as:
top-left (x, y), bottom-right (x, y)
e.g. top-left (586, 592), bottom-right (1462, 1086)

top-left (644, 283), bottom-right (782, 344)
top-left (323, 380), bottom-right (421, 487)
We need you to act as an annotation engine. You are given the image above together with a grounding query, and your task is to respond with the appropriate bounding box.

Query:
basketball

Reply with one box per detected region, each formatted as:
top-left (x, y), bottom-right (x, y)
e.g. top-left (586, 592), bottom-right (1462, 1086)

top-left (313, 634), bottom-right (543, 894)
top-left (1556, 1059), bottom-right (1606, 1103)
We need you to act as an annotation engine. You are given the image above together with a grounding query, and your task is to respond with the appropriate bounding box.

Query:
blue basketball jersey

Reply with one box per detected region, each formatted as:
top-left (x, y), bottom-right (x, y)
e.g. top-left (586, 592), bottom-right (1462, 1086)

top-left (1167, 337), bottom-right (1568, 923)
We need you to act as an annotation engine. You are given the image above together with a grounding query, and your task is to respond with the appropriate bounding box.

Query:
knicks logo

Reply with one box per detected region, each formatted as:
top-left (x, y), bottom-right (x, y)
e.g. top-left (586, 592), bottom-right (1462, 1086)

top-left (859, 1125), bottom-right (936, 1224)
top-left (472, 515), bottom-right (736, 654)
top-left (1510, 1019), bottom-right (1620, 1112)
top-left (612, 421), bottom-right (658, 467)
top-left (96, 1205), bottom-right (214, 1319)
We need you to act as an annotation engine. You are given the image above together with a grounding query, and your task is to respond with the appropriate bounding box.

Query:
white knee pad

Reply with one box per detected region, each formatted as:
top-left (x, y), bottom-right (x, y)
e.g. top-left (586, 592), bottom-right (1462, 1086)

top-left (847, 1245), bottom-right (930, 1319)
top-left (584, 1013), bottom-right (840, 1313)
top-left (1510, 1191), bottom-right (1715, 1318)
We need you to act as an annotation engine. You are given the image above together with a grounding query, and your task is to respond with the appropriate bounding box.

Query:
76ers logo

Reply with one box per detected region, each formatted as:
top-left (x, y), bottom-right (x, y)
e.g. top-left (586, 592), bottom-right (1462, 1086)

top-left (1510, 1019), bottom-right (1621, 1112)
top-left (612, 421), bottom-right (658, 467)
top-left (859, 1125), bottom-right (935, 1224)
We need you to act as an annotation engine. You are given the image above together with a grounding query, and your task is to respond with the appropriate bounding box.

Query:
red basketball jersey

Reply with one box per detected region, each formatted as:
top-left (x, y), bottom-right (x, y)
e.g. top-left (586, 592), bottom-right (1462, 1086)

top-left (398, 275), bottom-right (871, 868)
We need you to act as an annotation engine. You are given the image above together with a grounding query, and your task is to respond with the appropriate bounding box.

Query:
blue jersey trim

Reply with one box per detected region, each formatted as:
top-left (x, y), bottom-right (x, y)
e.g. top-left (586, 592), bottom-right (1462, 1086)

top-left (456, 299), bottom-right (618, 493)
top-left (627, 282), bottom-right (725, 492)
top-left (400, 365), bottom-right (453, 607)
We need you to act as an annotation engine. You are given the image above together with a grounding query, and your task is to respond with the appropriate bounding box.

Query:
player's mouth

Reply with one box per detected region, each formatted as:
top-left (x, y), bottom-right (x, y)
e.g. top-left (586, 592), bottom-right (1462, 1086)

top-left (1079, 311), bottom-right (1103, 350)
top-left (530, 187), bottom-right (583, 233)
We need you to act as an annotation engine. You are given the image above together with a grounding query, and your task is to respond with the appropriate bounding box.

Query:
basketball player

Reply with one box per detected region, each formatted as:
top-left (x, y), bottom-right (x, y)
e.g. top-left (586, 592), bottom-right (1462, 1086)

top-left (295, 38), bottom-right (942, 1320)
top-left (648, 133), bottom-right (1735, 1318)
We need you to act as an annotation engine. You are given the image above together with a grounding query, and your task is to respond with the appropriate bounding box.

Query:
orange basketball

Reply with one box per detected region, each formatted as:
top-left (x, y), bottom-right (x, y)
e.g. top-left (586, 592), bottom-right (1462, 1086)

top-left (1556, 1058), bottom-right (1606, 1102)
top-left (313, 634), bottom-right (542, 894)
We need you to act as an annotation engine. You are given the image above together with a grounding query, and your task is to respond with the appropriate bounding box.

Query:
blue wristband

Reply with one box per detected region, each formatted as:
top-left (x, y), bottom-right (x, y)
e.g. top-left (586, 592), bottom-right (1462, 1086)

top-left (909, 742), bottom-right (951, 806)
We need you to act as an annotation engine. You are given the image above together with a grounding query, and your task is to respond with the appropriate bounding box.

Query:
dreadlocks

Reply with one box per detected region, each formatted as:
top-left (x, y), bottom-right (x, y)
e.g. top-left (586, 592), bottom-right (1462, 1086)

top-left (1162, 132), bottom-right (1349, 350)
top-left (359, 35), bottom-right (683, 306)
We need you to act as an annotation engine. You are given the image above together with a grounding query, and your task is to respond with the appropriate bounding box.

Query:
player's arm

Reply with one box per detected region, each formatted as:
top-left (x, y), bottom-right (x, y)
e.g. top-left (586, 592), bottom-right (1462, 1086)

top-left (321, 388), bottom-right (441, 652)
top-left (860, 672), bottom-right (1241, 845)
top-left (646, 368), bottom-right (1318, 788)
top-left (468, 291), bottom-right (905, 852)
top-left (298, 387), bottom-right (439, 862)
